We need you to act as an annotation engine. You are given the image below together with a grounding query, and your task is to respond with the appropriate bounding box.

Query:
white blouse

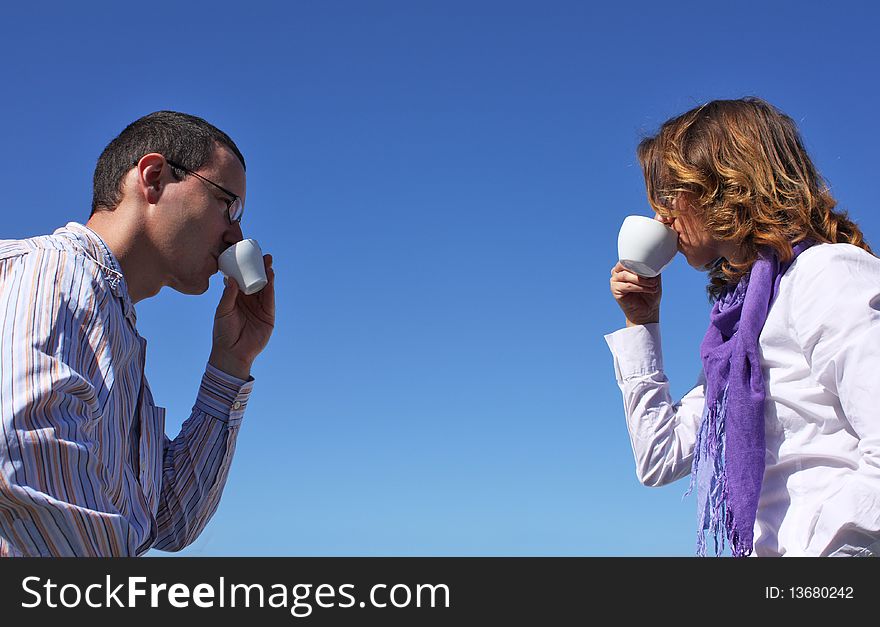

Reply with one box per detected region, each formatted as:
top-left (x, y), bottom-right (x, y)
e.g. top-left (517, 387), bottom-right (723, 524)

top-left (605, 243), bottom-right (880, 556)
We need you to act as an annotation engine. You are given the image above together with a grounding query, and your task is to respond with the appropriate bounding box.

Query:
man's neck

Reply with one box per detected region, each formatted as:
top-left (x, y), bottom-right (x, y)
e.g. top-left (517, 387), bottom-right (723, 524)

top-left (86, 208), bottom-right (161, 303)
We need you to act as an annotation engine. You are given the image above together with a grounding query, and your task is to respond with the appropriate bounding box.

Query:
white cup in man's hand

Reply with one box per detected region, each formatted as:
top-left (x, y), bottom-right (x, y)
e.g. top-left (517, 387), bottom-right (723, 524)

top-left (617, 215), bottom-right (678, 278)
top-left (219, 239), bottom-right (268, 295)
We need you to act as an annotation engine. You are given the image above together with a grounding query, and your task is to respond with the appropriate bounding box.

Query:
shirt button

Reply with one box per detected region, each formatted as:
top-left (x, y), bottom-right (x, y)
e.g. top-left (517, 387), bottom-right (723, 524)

top-left (232, 401), bottom-right (242, 410)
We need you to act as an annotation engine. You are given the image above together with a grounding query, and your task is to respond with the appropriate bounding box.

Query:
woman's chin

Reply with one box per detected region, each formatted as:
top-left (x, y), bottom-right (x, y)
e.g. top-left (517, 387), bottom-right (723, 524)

top-left (683, 253), bottom-right (718, 271)
top-left (682, 253), bottom-right (702, 269)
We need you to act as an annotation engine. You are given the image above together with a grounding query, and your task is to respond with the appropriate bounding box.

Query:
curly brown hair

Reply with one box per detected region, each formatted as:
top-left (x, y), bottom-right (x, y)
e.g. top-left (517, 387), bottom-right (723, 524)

top-left (637, 97), bottom-right (871, 300)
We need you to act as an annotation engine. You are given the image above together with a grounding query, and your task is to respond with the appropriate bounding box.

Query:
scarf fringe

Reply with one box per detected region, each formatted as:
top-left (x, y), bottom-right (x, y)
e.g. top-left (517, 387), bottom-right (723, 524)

top-left (687, 385), bottom-right (730, 557)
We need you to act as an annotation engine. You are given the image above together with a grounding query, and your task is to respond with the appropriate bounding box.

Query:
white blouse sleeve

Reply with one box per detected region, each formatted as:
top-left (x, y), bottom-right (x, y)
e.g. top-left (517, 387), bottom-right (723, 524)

top-left (604, 323), bottom-right (705, 487)
top-left (789, 245), bottom-right (880, 556)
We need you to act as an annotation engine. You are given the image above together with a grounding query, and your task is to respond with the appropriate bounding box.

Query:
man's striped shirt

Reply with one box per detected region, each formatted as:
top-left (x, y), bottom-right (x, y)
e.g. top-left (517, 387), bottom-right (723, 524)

top-left (0, 222), bottom-right (252, 556)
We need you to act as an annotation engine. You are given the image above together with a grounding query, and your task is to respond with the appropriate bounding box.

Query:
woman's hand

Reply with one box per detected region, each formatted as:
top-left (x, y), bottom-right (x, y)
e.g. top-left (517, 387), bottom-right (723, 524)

top-left (609, 262), bottom-right (662, 326)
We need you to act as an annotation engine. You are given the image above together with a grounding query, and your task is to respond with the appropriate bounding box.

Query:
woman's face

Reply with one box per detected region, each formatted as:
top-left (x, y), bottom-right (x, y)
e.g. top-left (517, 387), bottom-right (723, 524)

top-left (655, 195), bottom-right (728, 269)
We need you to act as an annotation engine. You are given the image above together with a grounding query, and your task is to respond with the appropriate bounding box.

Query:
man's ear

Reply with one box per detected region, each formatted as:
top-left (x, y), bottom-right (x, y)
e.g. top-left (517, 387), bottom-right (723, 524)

top-left (136, 153), bottom-right (168, 205)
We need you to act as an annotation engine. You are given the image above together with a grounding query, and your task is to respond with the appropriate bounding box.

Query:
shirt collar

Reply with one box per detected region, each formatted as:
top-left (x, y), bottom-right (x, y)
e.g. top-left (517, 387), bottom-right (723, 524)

top-left (59, 222), bottom-right (137, 324)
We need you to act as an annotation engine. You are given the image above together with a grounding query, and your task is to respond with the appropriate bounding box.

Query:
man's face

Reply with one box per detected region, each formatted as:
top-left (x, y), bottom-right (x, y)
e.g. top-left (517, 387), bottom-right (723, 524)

top-left (154, 144), bottom-right (246, 294)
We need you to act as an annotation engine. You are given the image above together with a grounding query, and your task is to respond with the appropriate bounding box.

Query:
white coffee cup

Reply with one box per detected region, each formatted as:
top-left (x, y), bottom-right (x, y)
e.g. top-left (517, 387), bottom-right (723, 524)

top-left (617, 215), bottom-right (678, 277)
top-left (218, 239), bottom-right (268, 295)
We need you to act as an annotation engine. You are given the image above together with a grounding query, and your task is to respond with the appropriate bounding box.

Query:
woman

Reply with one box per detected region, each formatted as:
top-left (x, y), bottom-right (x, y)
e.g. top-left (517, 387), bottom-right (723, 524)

top-left (606, 97), bottom-right (880, 556)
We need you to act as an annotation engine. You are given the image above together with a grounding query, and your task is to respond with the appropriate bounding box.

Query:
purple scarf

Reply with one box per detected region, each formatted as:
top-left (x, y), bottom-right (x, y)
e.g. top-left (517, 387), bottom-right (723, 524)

top-left (690, 241), bottom-right (812, 556)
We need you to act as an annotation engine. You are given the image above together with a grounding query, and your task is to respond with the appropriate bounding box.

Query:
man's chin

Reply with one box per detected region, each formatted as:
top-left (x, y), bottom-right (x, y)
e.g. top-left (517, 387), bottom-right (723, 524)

top-left (169, 276), bottom-right (211, 296)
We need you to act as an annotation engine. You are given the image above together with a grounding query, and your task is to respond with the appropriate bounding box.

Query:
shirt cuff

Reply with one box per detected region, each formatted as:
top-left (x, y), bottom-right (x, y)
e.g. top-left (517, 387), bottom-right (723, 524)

top-left (193, 363), bottom-right (255, 427)
top-left (603, 323), bottom-right (664, 381)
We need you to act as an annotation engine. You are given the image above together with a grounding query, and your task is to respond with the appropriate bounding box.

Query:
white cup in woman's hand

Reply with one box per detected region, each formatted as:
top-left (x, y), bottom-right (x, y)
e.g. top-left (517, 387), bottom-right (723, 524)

top-left (617, 215), bottom-right (678, 277)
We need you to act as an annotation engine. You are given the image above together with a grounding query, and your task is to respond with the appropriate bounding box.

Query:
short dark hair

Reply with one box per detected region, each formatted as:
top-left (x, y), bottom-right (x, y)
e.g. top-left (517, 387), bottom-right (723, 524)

top-left (91, 111), bottom-right (246, 215)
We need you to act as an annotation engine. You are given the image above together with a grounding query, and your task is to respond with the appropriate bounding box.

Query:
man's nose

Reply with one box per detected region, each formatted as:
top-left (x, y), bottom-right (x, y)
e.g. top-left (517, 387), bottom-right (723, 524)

top-left (224, 221), bottom-right (244, 246)
top-left (655, 213), bottom-right (673, 225)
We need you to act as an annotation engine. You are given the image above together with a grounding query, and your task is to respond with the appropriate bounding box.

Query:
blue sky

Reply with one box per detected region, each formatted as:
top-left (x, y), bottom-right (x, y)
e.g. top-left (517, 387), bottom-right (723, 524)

top-left (3, 1), bottom-right (878, 556)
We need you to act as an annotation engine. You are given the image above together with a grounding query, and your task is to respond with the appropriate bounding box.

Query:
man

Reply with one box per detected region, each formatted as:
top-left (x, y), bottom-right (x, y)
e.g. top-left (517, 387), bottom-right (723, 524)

top-left (0, 111), bottom-right (275, 556)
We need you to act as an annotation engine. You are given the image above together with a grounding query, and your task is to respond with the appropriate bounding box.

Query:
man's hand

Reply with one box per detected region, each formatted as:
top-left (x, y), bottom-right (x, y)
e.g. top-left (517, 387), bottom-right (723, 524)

top-left (209, 254), bottom-right (276, 380)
